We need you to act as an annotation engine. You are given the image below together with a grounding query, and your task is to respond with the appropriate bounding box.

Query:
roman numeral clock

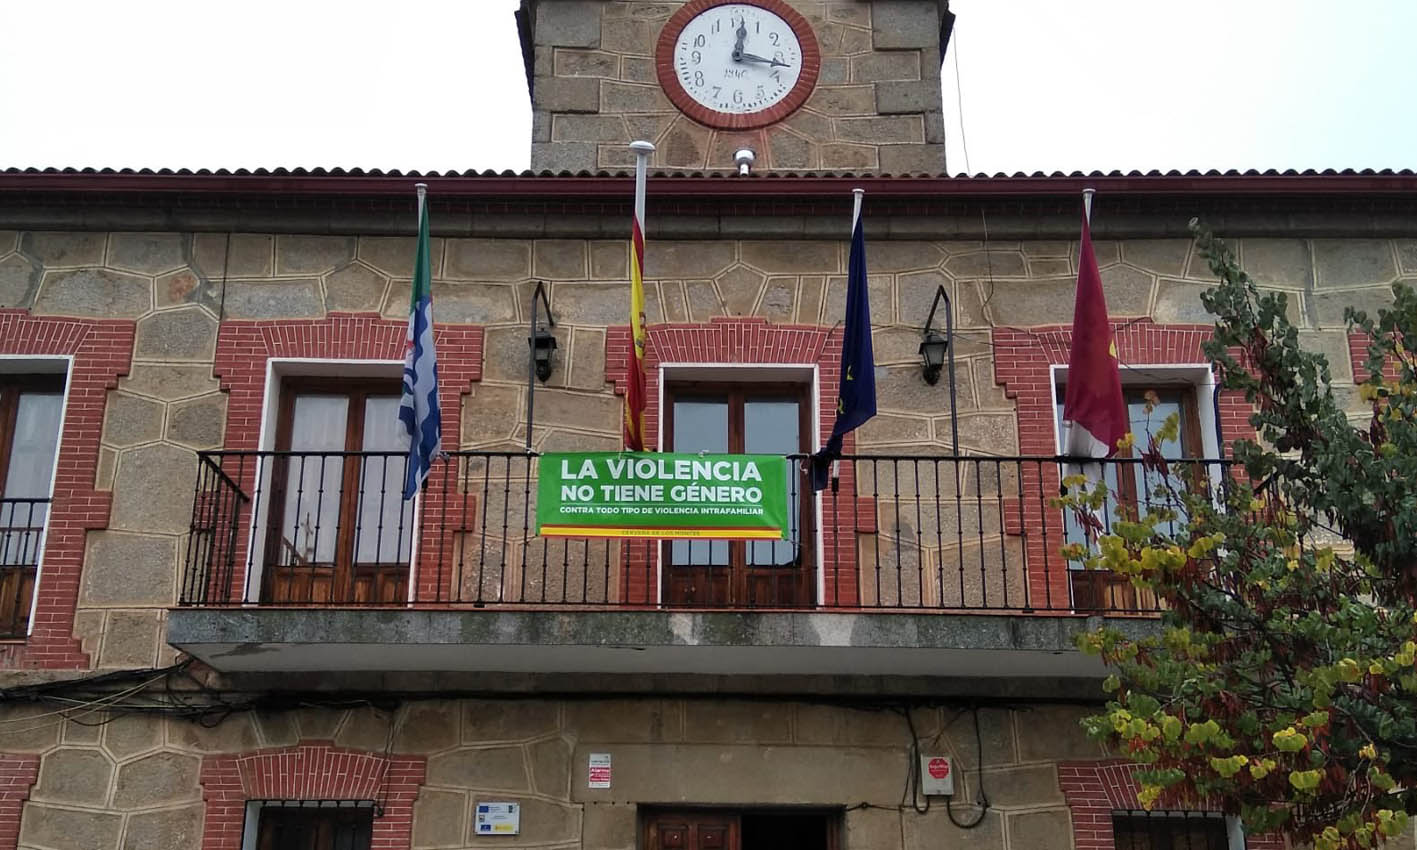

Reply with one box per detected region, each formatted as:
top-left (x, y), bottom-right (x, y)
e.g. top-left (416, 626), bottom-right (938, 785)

top-left (655, 0), bottom-right (822, 130)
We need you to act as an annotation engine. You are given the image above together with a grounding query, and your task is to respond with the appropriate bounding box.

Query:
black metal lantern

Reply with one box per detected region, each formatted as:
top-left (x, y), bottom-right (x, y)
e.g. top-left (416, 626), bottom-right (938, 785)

top-left (919, 329), bottom-right (949, 386)
top-left (530, 325), bottom-right (558, 383)
top-left (919, 283), bottom-right (960, 456)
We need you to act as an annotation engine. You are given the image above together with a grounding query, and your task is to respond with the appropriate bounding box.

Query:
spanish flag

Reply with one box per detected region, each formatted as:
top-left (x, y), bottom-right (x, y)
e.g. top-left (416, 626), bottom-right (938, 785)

top-left (624, 142), bottom-right (653, 451)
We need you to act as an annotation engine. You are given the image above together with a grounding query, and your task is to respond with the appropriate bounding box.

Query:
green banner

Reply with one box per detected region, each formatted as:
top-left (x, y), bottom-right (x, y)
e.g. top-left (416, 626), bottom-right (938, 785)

top-left (536, 452), bottom-right (789, 539)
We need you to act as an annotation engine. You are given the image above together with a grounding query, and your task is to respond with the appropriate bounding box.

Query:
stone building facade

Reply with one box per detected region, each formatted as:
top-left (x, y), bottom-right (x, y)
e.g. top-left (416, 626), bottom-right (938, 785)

top-left (0, 175), bottom-right (1412, 850)
top-left (0, 2), bottom-right (1415, 850)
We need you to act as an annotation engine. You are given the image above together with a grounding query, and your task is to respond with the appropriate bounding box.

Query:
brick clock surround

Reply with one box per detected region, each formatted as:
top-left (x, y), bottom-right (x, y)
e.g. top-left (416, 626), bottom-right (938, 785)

top-left (199, 742), bottom-right (426, 850)
top-left (0, 310), bottom-right (135, 670)
top-left (654, 0), bottom-right (823, 131)
top-left (991, 320), bottom-right (1257, 608)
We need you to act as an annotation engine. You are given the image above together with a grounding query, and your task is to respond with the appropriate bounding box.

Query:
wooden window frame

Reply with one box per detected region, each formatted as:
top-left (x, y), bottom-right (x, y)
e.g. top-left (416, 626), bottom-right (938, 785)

top-left (1055, 381), bottom-right (1209, 613)
top-left (0, 374), bottom-right (65, 639)
top-left (0, 374), bottom-right (66, 497)
top-left (262, 376), bottom-right (406, 604)
top-left (661, 380), bottom-right (814, 608)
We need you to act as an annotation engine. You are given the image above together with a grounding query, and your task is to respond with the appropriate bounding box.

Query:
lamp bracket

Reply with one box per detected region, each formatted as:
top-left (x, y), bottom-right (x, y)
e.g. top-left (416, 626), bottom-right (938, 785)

top-left (922, 284), bottom-right (949, 337)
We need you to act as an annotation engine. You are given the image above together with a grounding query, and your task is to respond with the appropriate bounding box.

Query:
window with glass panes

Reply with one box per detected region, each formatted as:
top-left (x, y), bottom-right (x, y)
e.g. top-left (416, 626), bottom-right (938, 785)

top-left (0, 375), bottom-right (64, 637)
top-left (1112, 810), bottom-right (1235, 850)
top-left (1055, 384), bottom-right (1206, 611)
top-left (662, 381), bottom-right (812, 607)
top-left (260, 377), bottom-right (411, 604)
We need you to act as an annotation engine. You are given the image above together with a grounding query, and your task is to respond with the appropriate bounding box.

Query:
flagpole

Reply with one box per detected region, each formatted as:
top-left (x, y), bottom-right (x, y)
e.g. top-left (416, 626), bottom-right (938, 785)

top-left (1082, 187), bottom-right (1095, 224)
top-left (851, 186), bottom-right (864, 225)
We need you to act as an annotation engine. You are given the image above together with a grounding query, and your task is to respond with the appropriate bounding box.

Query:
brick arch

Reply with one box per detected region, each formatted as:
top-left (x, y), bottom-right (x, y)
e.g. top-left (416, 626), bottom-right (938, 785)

top-left (0, 310), bottom-right (135, 670)
top-left (212, 312), bottom-right (484, 451)
top-left (199, 741), bottom-right (426, 850)
top-left (1059, 759), bottom-right (1283, 850)
top-left (991, 320), bottom-right (1254, 457)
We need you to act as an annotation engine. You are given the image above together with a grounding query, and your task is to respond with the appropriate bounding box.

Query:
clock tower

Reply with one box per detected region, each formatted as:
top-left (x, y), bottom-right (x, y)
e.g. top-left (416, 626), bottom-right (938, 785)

top-left (517, 0), bottom-right (952, 173)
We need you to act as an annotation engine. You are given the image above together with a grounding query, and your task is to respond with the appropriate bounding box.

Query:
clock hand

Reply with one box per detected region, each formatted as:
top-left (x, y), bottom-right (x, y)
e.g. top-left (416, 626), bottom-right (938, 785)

top-left (732, 21), bottom-right (747, 61)
top-left (738, 52), bottom-right (790, 67)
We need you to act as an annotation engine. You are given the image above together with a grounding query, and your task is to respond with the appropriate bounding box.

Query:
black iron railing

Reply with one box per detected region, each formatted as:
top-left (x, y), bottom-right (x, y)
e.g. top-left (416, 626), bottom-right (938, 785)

top-left (0, 498), bottom-right (49, 638)
top-left (180, 451), bottom-right (1228, 614)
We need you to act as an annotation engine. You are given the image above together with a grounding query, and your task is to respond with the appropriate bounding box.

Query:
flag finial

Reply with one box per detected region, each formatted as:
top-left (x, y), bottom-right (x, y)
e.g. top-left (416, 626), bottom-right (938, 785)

top-left (1082, 187), bottom-right (1096, 223)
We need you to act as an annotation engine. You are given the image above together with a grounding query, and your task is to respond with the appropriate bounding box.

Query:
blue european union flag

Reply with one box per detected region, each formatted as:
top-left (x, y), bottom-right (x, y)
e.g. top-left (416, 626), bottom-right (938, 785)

top-left (811, 193), bottom-right (876, 491)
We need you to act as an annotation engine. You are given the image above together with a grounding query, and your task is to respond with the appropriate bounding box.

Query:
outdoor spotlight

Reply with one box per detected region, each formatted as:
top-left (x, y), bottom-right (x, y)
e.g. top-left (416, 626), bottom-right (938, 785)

top-left (919, 329), bottom-right (950, 385)
top-left (530, 326), bottom-right (558, 383)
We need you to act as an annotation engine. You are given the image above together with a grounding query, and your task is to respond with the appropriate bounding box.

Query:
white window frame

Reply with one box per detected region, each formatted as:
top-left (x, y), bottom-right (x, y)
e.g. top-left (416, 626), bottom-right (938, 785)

top-left (1048, 362), bottom-right (1220, 459)
top-left (245, 358), bottom-right (415, 604)
top-left (0, 355), bottom-right (73, 637)
top-left (655, 362), bottom-right (823, 607)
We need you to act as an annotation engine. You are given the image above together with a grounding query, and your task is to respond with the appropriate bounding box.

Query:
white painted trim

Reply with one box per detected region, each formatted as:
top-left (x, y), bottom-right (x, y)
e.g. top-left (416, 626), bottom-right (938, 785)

top-left (656, 362), bottom-right (824, 607)
top-left (1049, 363), bottom-right (1217, 455)
top-left (241, 801), bottom-right (261, 850)
top-left (0, 355), bottom-right (74, 637)
top-left (1225, 815), bottom-right (1245, 850)
top-left (246, 358), bottom-right (405, 604)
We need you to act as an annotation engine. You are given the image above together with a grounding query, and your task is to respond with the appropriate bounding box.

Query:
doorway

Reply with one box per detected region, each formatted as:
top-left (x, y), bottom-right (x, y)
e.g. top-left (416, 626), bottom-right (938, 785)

top-left (644, 808), bottom-right (838, 850)
top-left (661, 381), bottom-right (814, 608)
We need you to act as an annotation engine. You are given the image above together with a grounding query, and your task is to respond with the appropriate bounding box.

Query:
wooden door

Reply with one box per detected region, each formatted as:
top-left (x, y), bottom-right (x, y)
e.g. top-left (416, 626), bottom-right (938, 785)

top-left (256, 806), bottom-right (373, 850)
top-left (662, 383), bottom-right (813, 608)
top-left (263, 378), bottom-right (411, 604)
top-left (645, 812), bottom-right (739, 850)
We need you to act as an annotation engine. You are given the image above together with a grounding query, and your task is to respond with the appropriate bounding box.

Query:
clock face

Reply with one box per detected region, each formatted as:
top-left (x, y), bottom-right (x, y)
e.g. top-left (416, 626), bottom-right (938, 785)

top-left (656, 0), bottom-right (820, 130)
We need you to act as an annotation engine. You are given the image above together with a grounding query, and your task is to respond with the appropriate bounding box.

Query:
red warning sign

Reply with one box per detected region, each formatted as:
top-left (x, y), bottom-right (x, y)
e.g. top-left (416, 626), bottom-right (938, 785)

top-left (927, 757), bottom-right (950, 780)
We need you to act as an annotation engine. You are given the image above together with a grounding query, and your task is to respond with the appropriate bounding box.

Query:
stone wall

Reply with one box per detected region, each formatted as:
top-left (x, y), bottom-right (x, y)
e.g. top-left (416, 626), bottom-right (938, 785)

top-left (525, 0), bottom-right (948, 172)
top-left (0, 697), bottom-right (1108, 850)
top-left (2, 228), bottom-right (1413, 666)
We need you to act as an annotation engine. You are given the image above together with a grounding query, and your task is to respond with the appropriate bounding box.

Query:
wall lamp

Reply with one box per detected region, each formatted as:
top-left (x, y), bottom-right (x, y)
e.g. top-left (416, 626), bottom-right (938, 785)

top-left (524, 281), bottom-right (557, 453)
top-left (920, 284), bottom-right (960, 456)
top-left (528, 281), bottom-right (558, 383)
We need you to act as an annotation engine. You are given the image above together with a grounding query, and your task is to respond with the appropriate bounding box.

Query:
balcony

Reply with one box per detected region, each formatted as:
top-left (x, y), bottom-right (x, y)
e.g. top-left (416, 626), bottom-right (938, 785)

top-left (0, 498), bottom-right (46, 639)
top-left (168, 450), bottom-right (1200, 686)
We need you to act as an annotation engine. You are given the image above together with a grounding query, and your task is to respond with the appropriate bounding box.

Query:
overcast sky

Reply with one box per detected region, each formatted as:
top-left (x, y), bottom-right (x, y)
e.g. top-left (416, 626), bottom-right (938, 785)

top-left (1, 0), bottom-right (1412, 175)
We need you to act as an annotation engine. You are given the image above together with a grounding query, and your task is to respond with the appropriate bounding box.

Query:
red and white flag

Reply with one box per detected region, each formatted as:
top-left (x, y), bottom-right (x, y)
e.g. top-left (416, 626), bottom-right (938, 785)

top-left (1061, 195), bottom-right (1127, 461)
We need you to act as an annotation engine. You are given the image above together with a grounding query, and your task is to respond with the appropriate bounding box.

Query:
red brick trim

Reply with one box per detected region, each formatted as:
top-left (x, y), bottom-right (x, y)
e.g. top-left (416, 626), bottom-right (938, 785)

top-left (213, 313), bottom-right (483, 452)
top-left (0, 754), bottom-right (39, 850)
top-left (605, 317), bottom-right (870, 605)
top-left (199, 741), bottom-right (425, 850)
top-left (991, 321), bottom-right (1255, 608)
top-left (654, 0), bottom-right (822, 131)
top-left (210, 313), bottom-right (483, 602)
top-left (0, 310), bottom-right (135, 669)
top-left (1059, 759), bottom-right (1283, 850)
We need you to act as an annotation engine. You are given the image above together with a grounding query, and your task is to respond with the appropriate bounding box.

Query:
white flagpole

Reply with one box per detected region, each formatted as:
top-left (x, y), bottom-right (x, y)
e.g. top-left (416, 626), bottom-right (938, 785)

top-left (1082, 186), bottom-right (1095, 224)
top-left (408, 182), bottom-right (428, 604)
top-left (631, 141), bottom-right (654, 234)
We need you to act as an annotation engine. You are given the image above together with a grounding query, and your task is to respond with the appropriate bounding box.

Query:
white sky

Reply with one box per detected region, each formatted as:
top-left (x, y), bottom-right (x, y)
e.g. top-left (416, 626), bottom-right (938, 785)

top-left (0, 0), bottom-right (1412, 175)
